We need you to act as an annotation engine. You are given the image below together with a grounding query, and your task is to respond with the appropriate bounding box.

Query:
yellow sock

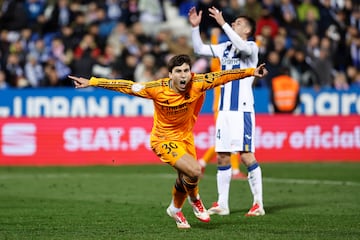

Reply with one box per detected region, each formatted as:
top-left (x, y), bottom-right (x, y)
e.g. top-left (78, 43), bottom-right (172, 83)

top-left (201, 146), bottom-right (216, 164)
top-left (231, 153), bottom-right (240, 173)
top-left (172, 186), bottom-right (187, 209)
top-left (181, 175), bottom-right (199, 200)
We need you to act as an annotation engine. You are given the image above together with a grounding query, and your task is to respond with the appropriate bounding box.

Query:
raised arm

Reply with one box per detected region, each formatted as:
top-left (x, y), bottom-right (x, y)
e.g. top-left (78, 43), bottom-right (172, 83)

top-left (208, 6), bottom-right (253, 57)
top-left (189, 7), bottom-right (214, 56)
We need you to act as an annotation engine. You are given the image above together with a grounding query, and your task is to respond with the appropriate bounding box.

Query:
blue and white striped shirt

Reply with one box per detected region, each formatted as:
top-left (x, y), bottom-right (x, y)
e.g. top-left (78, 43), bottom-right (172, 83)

top-left (192, 24), bottom-right (258, 112)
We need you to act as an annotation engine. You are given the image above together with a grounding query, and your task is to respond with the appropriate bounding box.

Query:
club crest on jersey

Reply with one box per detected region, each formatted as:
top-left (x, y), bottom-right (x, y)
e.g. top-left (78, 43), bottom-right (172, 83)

top-left (131, 83), bottom-right (145, 92)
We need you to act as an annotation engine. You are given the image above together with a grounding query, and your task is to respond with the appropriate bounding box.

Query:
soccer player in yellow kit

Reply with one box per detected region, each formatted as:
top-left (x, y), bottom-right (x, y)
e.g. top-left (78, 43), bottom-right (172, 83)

top-left (69, 54), bottom-right (267, 229)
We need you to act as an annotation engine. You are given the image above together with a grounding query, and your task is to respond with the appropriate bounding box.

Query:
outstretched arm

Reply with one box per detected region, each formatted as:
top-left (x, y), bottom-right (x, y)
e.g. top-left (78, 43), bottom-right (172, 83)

top-left (69, 75), bottom-right (154, 99)
top-left (194, 63), bottom-right (268, 90)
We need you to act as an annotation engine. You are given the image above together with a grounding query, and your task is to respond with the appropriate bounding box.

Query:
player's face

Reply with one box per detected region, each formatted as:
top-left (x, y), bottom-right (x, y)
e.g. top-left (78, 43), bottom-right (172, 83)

top-left (169, 63), bottom-right (192, 93)
top-left (231, 18), bottom-right (249, 38)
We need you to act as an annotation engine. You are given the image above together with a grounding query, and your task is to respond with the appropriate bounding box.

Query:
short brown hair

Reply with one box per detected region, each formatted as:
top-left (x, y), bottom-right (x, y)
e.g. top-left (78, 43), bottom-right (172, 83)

top-left (167, 54), bottom-right (192, 72)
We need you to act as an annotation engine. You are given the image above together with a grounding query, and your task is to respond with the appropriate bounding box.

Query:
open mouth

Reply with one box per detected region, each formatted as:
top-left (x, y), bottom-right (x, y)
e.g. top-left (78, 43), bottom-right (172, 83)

top-left (179, 80), bottom-right (187, 89)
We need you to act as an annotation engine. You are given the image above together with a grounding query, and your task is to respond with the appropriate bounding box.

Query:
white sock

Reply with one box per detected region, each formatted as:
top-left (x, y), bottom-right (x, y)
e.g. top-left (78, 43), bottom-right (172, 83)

top-left (198, 158), bottom-right (206, 167)
top-left (217, 165), bottom-right (232, 209)
top-left (232, 168), bottom-right (240, 175)
top-left (169, 199), bottom-right (181, 213)
top-left (247, 163), bottom-right (263, 207)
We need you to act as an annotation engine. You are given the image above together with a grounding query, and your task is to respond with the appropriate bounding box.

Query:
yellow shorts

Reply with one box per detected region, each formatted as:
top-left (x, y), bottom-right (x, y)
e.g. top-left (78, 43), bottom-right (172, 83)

top-left (151, 140), bottom-right (196, 166)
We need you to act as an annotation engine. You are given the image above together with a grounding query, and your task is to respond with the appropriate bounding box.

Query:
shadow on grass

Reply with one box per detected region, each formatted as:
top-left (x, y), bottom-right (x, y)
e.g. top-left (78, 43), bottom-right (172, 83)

top-left (229, 202), bottom-right (309, 215)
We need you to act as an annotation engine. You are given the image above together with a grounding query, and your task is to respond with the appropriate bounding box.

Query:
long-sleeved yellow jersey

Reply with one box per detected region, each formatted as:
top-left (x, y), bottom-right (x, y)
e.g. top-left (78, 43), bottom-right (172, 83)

top-left (89, 68), bottom-right (254, 145)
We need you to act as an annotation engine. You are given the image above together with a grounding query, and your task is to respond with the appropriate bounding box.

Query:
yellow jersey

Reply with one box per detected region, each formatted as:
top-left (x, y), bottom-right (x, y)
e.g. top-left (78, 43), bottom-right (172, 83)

top-left (89, 68), bottom-right (254, 144)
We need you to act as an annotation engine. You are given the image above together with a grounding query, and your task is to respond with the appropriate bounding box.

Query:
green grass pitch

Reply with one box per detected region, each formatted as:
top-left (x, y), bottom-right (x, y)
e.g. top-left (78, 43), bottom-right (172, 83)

top-left (0, 163), bottom-right (359, 240)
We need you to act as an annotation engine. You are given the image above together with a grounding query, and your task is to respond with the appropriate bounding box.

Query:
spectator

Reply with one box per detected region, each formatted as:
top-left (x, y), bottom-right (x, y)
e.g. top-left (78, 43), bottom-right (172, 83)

top-left (70, 11), bottom-right (87, 41)
top-left (106, 22), bottom-right (128, 57)
top-left (349, 31), bottom-right (360, 69)
top-left (260, 50), bottom-right (282, 87)
top-left (94, 5), bottom-right (117, 38)
top-left (0, 0), bottom-right (28, 31)
top-left (58, 24), bottom-right (79, 52)
top-left (243, 0), bottom-right (263, 21)
top-left (5, 52), bottom-right (26, 87)
top-left (312, 45), bottom-right (334, 89)
top-left (138, 0), bottom-right (166, 36)
top-left (350, 71), bottom-right (360, 88)
top-left (41, 0), bottom-right (76, 35)
top-left (24, 52), bottom-right (44, 87)
top-left (347, 65), bottom-right (360, 88)
top-left (306, 34), bottom-right (321, 63)
top-left (278, 0), bottom-right (306, 47)
top-left (92, 43), bottom-right (117, 78)
top-left (49, 37), bottom-right (72, 84)
top-left (113, 50), bottom-right (138, 80)
top-left (255, 6), bottom-right (279, 39)
top-left (130, 21), bottom-right (153, 53)
top-left (43, 60), bottom-right (60, 87)
top-left (28, 37), bottom-right (51, 65)
top-left (0, 70), bottom-right (9, 89)
top-left (105, 0), bottom-right (123, 22)
top-left (297, 0), bottom-right (320, 23)
top-left (333, 71), bottom-right (349, 90)
top-left (164, 33), bottom-right (194, 59)
top-left (72, 33), bottom-right (100, 78)
top-left (84, 1), bottom-right (100, 25)
top-left (134, 53), bottom-right (156, 82)
top-left (287, 47), bottom-right (317, 87)
top-left (120, 0), bottom-right (140, 26)
top-left (268, 33), bottom-right (288, 61)
top-left (318, 0), bottom-right (338, 38)
top-left (24, 0), bottom-right (46, 32)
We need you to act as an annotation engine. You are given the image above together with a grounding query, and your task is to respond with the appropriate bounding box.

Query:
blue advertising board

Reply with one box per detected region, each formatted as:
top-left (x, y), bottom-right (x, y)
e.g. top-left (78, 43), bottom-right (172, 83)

top-left (0, 87), bottom-right (359, 117)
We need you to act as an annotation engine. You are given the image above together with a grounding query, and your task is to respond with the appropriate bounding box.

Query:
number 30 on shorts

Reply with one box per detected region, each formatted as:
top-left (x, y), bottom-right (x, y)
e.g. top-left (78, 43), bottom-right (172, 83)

top-left (161, 142), bottom-right (178, 154)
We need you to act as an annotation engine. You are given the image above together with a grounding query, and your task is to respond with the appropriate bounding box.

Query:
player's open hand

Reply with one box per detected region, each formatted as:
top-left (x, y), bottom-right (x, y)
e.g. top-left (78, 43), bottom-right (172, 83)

top-left (69, 75), bottom-right (90, 88)
top-left (254, 63), bottom-right (268, 78)
top-left (208, 6), bottom-right (226, 26)
top-left (188, 7), bottom-right (202, 27)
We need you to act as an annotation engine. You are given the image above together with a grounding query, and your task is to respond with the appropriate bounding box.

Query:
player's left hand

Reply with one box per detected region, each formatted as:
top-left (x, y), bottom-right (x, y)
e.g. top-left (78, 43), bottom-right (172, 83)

top-left (254, 63), bottom-right (268, 78)
top-left (208, 7), bottom-right (226, 26)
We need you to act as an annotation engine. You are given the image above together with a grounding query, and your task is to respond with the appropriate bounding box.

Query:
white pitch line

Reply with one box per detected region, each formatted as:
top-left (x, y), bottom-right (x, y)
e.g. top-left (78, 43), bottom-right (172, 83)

top-left (263, 177), bottom-right (360, 187)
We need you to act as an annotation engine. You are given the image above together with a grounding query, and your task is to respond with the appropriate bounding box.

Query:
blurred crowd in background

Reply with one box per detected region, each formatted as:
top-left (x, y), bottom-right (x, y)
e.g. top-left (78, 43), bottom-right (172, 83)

top-left (0, 0), bottom-right (359, 90)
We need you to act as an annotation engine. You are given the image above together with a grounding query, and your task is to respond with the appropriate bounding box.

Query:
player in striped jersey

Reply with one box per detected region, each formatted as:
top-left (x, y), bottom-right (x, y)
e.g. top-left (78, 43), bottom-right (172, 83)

top-left (69, 54), bottom-right (268, 228)
top-left (189, 6), bottom-right (265, 216)
top-left (198, 27), bottom-right (247, 180)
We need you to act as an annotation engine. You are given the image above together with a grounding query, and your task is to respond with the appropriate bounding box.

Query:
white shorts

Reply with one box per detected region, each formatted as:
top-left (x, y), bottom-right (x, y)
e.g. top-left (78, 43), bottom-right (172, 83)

top-left (215, 111), bottom-right (255, 153)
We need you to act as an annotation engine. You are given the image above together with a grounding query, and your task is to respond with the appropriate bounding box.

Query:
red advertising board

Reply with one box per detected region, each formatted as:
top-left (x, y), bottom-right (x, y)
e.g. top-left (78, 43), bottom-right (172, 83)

top-left (0, 115), bottom-right (359, 165)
